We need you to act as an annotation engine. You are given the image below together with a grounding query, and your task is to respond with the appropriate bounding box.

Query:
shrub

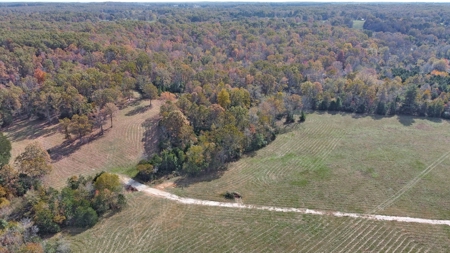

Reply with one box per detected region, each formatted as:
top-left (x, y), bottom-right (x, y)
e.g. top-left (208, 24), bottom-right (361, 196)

top-left (73, 206), bottom-right (98, 228)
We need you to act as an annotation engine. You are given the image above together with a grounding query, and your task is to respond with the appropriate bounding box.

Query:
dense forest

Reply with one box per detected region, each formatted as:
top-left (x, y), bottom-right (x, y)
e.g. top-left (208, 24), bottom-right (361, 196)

top-left (1, 2), bottom-right (450, 251)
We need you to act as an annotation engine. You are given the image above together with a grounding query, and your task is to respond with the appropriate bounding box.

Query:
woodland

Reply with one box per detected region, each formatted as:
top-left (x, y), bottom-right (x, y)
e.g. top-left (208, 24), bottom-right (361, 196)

top-left (0, 2), bottom-right (450, 252)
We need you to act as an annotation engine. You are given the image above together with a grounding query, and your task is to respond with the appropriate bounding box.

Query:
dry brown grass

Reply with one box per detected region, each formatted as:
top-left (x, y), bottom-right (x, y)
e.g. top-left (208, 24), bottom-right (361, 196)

top-left (5, 99), bottom-right (162, 188)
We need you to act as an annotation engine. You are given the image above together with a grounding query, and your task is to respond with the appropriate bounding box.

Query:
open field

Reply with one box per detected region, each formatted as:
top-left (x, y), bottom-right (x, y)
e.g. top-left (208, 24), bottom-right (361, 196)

top-left (167, 113), bottom-right (450, 220)
top-left (5, 99), bottom-right (161, 188)
top-left (10, 110), bottom-right (450, 251)
top-left (353, 20), bottom-right (365, 29)
top-left (68, 193), bottom-right (450, 252)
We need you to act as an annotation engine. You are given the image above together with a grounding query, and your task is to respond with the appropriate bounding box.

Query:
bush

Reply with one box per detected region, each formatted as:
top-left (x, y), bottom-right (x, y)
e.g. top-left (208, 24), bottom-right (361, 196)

top-left (222, 191), bottom-right (234, 200)
top-left (136, 163), bottom-right (154, 182)
top-left (94, 173), bottom-right (121, 192)
top-left (35, 208), bottom-right (60, 234)
top-left (73, 206), bottom-right (98, 228)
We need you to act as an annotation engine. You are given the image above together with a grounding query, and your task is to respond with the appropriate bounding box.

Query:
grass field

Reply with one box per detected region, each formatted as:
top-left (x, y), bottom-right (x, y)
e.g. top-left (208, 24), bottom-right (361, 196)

top-left (353, 20), bottom-right (365, 30)
top-left (68, 193), bottom-right (450, 252)
top-left (67, 112), bottom-right (450, 252)
top-left (167, 113), bottom-right (450, 220)
top-left (9, 109), bottom-right (450, 251)
top-left (5, 99), bottom-right (161, 188)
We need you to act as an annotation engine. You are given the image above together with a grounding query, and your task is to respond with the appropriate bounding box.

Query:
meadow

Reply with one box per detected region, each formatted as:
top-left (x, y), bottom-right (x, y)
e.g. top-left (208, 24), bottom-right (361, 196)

top-left (167, 113), bottom-right (450, 220)
top-left (68, 193), bottom-right (450, 252)
top-left (7, 104), bottom-right (450, 252)
top-left (5, 99), bottom-right (160, 188)
top-left (67, 112), bottom-right (450, 252)
top-left (352, 20), bottom-right (365, 30)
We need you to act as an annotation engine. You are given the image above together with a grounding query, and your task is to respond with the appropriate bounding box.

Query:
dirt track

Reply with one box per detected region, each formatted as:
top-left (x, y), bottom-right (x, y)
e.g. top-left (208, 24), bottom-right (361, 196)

top-left (120, 176), bottom-right (450, 226)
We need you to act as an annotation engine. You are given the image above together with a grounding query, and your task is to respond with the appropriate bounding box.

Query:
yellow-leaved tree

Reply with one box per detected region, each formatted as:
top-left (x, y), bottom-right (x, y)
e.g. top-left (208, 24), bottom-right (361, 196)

top-left (15, 142), bottom-right (52, 178)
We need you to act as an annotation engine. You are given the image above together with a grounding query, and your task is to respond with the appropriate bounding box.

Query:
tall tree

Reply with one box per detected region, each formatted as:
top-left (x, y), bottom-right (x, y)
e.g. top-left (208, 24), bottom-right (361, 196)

top-left (217, 89), bottom-right (231, 109)
top-left (104, 103), bottom-right (118, 128)
top-left (70, 115), bottom-right (92, 140)
top-left (142, 83), bottom-right (158, 106)
top-left (15, 142), bottom-right (52, 178)
top-left (58, 118), bottom-right (72, 140)
top-left (0, 132), bottom-right (11, 166)
top-left (401, 84), bottom-right (418, 115)
top-left (93, 107), bottom-right (106, 135)
top-left (92, 88), bottom-right (121, 109)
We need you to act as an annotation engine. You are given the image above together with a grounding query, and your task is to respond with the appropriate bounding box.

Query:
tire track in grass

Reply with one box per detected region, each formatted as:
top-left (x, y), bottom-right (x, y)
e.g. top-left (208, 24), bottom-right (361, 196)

top-left (246, 223), bottom-right (281, 253)
top-left (171, 215), bottom-right (210, 251)
top-left (135, 201), bottom-right (172, 250)
top-left (303, 218), bottom-right (364, 253)
top-left (371, 150), bottom-right (450, 214)
top-left (255, 118), bottom-right (332, 187)
top-left (187, 223), bottom-right (227, 252)
top-left (288, 216), bottom-right (330, 253)
top-left (100, 193), bottom-right (144, 252)
top-left (224, 220), bottom-right (269, 251)
top-left (395, 239), bottom-right (414, 253)
top-left (198, 116), bottom-right (344, 207)
top-left (300, 120), bottom-right (373, 252)
top-left (132, 202), bottom-right (157, 246)
top-left (334, 222), bottom-right (378, 253)
top-left (383, 232), bottom-right (409, 252)
top-left (253, 121), bottom-right (346, 208)
top-left (405, 244), bottom-right (418, 253)
top-left (366, 227), bottom-right (397, 252)
top-left (350, 223), bottom-right (385, 253)
top-left (299, 123), bottom-right (364, 252)
top-left (320, 218), bottom-right (379, 252)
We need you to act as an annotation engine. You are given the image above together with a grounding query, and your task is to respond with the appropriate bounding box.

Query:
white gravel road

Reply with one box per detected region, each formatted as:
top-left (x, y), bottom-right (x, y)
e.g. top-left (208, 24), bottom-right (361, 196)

top-left (120, 176), bottom-right (450, 226)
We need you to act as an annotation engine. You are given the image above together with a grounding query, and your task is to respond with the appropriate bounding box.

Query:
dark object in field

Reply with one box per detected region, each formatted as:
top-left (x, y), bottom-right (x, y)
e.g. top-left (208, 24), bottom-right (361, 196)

top-left (223, 191), bottom-right (242, 199)
top-left (125, 185), bottom-right (138, 192)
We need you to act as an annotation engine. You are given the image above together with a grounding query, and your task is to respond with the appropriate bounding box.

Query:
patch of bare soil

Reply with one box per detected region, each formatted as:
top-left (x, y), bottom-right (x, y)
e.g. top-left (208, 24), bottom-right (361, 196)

top-left (415, 123), bottom-right (432, 131)
top-left (155, 181), bottom-right (175, 190)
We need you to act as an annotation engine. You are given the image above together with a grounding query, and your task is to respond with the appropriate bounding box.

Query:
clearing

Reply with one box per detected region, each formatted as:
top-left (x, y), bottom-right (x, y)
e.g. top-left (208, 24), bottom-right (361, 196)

top-left (9, 110), bottom-right (450, 252)
top-left (352, 20), bottom-right (365, 30)
top-left (5, 99), bottom-right (162, 188)
top-left (167, 113), bottom-right (450, 220)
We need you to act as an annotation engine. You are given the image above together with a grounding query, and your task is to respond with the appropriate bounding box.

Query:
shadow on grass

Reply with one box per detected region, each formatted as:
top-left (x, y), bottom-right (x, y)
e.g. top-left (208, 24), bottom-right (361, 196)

top-left (4, 118), bottom-right (58, 142)
top-left (141, 116), bottom-right (160, 157)
top-left (425, 116), bottom-right (442, 123)
top-left (125, 105), bottom-right (151, 117)
top-left (63, 210), bottom-right (123, 236)
top-left (397, 115), bottom-right (415, 126)
top-left (174, 170), bottom-right (225, 188)
top-left (48, 130), bottom-right (107, 162)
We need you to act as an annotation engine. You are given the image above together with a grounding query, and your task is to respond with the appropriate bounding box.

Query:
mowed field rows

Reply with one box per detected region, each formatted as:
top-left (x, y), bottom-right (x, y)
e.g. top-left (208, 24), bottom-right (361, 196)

top-left (69, 193), bottom-right (450, 253)
top-left (5, 99), bottom-right (162, 188)
top-left (168, 113), bottom-right (450, 220)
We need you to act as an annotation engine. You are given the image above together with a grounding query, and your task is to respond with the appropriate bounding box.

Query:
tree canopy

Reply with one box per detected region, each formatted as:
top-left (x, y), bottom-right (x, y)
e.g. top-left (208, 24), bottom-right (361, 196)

top-left (15, 142), bottom-right (52, 178)
top-left (0, 132), bottom-right (11, 166)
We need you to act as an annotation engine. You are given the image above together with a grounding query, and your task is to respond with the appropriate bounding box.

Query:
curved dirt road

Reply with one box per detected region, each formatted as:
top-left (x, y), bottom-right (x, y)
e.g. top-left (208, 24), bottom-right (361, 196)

top-left (120, 176), bottom-right (450, 226)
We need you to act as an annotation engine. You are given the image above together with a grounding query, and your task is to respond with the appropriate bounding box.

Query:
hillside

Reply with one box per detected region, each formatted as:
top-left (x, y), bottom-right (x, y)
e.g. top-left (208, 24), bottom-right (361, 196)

top-left (5, 99), bottom-right (161, 187)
